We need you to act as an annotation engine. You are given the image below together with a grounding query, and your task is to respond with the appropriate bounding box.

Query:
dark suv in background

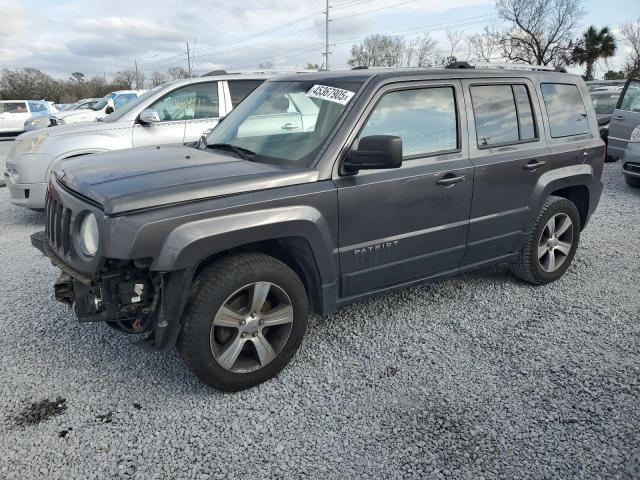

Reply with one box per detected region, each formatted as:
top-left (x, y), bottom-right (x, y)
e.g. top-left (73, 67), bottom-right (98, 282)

top-left (32, 65), bottom-right (604, 391)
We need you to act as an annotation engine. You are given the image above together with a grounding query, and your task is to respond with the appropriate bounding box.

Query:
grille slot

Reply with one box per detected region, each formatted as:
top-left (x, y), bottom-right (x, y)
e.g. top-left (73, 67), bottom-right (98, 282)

top-left (626, 163), bottom-right (640, 174)
top-left (45, 192), bottom-right (73, 254)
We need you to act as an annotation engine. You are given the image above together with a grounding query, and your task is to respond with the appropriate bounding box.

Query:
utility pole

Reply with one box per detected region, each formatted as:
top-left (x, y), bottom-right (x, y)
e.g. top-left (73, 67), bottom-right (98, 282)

top-left (134, 60), bottom-right (139, 89)
top-left (323, 0), bottom-right (331, 70)
top-left (186, 42), bottom-right (192, 77)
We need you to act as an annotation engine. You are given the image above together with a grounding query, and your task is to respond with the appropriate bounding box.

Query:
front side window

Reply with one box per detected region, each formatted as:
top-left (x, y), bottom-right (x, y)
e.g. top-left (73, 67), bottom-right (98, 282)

top-left (359, 86), bottom-right (458, 158)
top-left (203, 80), bottom-right (363, 167)
top-left (0, 102), bottom-right (27, 114)
top-left (229, 80), bottom-right (264, 107)
top-left (150, 83), bottom-right (219, 121)
top-left (541, 83), bottom-right (589, 138)
top-left (619, 80), bottom-right (640, 112)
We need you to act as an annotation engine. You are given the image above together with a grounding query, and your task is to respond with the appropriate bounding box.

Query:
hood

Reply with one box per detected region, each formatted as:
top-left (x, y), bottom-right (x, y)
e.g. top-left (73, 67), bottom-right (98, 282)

top-left (19, 119), bottom-right (130, 140)
top-left (55, 108), bottom-right (102, 122)
top-left (55, 145), bottom-right (319, 215)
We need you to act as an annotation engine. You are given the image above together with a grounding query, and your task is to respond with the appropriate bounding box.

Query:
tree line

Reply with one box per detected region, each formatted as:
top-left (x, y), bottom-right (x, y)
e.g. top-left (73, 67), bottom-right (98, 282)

top-left (0, 67), bottom-right (190, 103)
top-left (346, 1), bottom-right (640, 81)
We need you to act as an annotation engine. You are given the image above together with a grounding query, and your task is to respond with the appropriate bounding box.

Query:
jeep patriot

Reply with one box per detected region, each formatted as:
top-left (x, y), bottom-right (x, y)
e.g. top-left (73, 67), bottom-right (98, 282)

top-left (32, 66), bottom-right (605, 391)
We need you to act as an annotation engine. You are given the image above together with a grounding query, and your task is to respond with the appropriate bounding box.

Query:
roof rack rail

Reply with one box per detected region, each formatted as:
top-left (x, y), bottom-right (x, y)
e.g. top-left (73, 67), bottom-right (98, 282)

top-left (445, 61), bottom-right (474, 69)
top-left (201, 68), bottom-right (320, 77)
top-left (448, 61), bottom-right (567, 73)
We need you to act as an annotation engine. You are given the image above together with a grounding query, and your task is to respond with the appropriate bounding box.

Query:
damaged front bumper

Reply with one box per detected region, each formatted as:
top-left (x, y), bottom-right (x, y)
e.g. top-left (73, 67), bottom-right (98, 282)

top-left (31, 231), bottom-right (193, 352)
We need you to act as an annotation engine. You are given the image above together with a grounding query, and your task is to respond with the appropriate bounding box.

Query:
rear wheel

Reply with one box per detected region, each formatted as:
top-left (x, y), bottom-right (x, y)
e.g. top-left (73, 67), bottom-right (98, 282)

top-left (511, 196), bottom-right (581, 285)
top-left (177, 252), bottom-right (308, 391)
top-left (626, 175), bottom-right (640, 188)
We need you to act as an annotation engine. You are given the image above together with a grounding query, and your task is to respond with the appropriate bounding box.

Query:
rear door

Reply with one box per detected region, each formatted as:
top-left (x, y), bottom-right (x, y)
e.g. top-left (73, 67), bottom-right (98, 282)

top-left (608, 79), bottom-right (640, 159)
top-left (0, 102), bottom-right (30, 132)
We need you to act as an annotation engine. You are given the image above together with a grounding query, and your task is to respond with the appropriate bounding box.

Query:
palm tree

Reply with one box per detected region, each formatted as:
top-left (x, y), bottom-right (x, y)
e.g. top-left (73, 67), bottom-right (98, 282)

top-left (572, 26), bottom-right (617, 81)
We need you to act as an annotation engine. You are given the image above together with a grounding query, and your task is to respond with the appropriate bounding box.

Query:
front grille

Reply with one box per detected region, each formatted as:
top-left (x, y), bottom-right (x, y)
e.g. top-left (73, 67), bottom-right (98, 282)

top-left (45, 193), bottom-right (72, 255)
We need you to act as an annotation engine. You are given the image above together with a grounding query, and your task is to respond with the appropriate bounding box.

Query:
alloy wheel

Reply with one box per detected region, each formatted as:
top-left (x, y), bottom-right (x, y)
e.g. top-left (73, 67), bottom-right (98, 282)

top-left (210, 282), bottom-right (294, 373)
top-left (537, 213), bottom-right (574, 273)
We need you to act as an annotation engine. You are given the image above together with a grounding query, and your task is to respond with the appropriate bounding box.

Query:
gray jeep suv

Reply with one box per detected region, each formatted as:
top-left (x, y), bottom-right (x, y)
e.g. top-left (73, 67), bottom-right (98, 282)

top-left (32, 66), bottom-right (604, 391)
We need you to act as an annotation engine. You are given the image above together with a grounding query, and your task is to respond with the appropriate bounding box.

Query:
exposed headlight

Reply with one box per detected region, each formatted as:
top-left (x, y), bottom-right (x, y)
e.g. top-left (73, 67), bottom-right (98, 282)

top-left (630, 126), bottom-right (640, 143)
top-left (79, 213), bottom-right (99, 256)
top-left (14, 134), bottom-right (48, 155)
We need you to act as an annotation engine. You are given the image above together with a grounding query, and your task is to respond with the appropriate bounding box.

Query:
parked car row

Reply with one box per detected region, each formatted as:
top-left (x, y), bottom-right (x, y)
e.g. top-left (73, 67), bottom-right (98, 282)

top-left (0, 100), bottom-right (53, 135)
top-left (2, 65), bottom-right (638, 391)
top-left (24, 98), bottom-right (102, 132)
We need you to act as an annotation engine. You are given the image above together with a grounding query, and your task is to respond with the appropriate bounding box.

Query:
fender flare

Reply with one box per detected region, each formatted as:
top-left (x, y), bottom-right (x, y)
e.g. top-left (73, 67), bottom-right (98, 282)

top-left (152, 205), bottom-right (337, 285)
top-left (527, 163), bottom-right (594, 227)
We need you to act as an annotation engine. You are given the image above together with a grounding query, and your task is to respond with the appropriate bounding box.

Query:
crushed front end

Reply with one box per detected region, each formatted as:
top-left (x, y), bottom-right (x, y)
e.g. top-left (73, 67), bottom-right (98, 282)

top-left (31, 177), bottom-right (191, 352)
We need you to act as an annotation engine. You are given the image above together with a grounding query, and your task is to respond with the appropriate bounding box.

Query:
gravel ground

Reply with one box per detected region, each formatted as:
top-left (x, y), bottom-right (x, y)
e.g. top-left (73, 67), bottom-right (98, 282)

top-left (0, 153), bottom-right (638, 479)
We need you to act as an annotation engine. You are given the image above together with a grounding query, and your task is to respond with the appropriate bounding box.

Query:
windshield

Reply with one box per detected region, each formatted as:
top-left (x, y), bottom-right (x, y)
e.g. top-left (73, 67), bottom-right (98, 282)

top-left (102, 86), bottom-right (164, 123)
top-left (203, 80), bottom-right (363, 168)
top-left (591, 93), bottom-right (619, 115)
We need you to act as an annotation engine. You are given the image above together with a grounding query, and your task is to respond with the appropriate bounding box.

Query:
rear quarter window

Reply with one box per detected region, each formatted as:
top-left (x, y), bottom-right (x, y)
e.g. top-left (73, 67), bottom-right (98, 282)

top-left (541, 83), bottom-right (589, 138)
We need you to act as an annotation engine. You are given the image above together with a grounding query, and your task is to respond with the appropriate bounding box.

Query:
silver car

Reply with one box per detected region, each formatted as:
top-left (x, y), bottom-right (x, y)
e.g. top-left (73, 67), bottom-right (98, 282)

top-left (24, 98), bottom-right (101, 132)
top-left (5, 74), bottom-right (268, 210)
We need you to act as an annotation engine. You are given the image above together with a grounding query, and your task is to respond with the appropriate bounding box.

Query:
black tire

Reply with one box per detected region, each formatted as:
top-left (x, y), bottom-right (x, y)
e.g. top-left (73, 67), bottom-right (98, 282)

top-left (626, 175), bottom-right (640, 188)
top-left (177, 252), bottom-right (308, 391)
top-left (511, 196), bottom-right (581, 285)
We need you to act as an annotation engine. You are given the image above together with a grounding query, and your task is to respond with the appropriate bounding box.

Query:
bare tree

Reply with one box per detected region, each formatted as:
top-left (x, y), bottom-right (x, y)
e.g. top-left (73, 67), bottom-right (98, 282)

top-left (468, 25), bottom-right (502, 62)
top-left (150, 71), bottom-right (167, 87)
top-left (410, 33), bottom-right (437, 67)
top-left (348, 34), bottom-right (411, 68)
top-left (258, 61), bottom-right (274, 70)
top-left (446, 28), bottom-right (465, 58)
top-left (166, 67), bottom-right (189, 81)
top-left (621, 19), bottom-right (640, 78)
top-left (496, 0), bottom-right (585, 66)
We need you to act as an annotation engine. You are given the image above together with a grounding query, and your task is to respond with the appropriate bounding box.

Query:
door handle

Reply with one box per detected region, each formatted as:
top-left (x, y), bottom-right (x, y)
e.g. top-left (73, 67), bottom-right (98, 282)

top-left (613, 115), bottom-right (625, 120)
top-left (281, 123), bottom-right (299, 130)
top-left (436, 174), bottom-right (466, 186)
top-left (523, 160), bottom-right (546, 171)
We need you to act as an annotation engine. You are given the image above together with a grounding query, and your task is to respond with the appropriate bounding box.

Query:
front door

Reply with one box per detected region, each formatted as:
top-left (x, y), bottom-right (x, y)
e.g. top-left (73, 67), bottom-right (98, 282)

top-left (608, 79), bottom-right (640, 159)
top-left (335, 81), bottom-right (473, 298)
top-left (183, 81), bottom-right (221, 142)
top-left (132, 82), bottom-right (219, 147)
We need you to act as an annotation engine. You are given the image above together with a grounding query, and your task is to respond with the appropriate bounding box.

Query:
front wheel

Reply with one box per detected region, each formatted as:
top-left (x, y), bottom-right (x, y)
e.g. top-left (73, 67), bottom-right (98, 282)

top-left (626, 175), bottom-right (640, 188)
top-left (511, 196), bottom-right (581, 285)
top-left (177, 252), bottom-right (308, 391)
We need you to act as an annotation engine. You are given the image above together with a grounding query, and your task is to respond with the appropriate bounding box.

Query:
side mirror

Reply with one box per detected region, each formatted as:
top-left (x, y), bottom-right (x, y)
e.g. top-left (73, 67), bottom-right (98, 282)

top-left (139, 109), bottom-right (161, 124)
top-left (343, 135), bottom-right (402, 174)
top-left (105, 105), bottom-right (115, 115)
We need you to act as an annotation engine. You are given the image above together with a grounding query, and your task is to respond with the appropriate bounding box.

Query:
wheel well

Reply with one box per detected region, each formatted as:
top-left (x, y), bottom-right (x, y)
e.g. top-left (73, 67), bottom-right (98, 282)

top-left (551, 185), bottom-right (589, 229)
top-left (194, 237), bottom-right (324, 314)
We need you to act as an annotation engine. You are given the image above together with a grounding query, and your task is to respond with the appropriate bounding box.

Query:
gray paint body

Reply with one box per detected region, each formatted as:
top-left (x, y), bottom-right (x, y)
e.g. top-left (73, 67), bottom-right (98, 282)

top-left (43, 68), bottom-right (604, 323)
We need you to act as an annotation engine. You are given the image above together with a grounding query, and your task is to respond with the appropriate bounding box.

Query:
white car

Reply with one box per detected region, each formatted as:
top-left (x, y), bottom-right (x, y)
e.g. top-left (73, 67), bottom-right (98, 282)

top-left (24, 98), bottom-right (101, 132)
top-left (0, 100), bottom-right (49, 135)
top-left (50, 90), bottom-right (143, 126)
top-left (5, 74), bottom-right (270, 210)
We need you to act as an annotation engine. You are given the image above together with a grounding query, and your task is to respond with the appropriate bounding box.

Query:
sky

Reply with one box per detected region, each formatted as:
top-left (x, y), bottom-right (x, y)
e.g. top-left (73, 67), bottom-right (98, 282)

top-left (1, 0), bottom-right (638, 81)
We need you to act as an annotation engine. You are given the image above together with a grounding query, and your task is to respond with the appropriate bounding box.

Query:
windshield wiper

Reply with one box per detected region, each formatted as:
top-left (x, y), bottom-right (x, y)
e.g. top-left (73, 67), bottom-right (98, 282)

top-left (205, 143), bottom-right (256, 161)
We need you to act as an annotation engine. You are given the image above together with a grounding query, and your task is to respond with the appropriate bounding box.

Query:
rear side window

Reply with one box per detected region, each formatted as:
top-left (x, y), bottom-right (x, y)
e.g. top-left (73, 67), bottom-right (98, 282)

top-left (619, 80), bottom-right (640, 112)
top-left (470, 84), bottom-right (537, 147)
top-left (541, 83), bottom-right (588, 138)
top-left (228, 80), bottom-right (263, 107)
top-left (0, 102), bottom-right (27, 114)
top-left (359, 86), bottom-right (458, 158)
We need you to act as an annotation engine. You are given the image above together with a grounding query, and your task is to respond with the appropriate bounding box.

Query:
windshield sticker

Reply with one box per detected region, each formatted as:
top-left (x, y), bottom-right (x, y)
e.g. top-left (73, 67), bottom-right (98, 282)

top-left (306, 85), bottom-right (355, 105)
